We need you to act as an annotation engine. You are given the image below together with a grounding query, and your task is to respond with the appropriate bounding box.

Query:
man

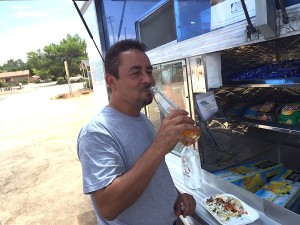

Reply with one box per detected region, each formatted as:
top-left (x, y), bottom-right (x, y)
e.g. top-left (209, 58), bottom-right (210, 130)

top-left (77, 39), bottom-right (198, 225)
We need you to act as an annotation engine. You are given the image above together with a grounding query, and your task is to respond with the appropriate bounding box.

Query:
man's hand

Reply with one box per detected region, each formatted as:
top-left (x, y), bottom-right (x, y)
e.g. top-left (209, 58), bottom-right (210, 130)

top-left (174, 193), bottom-right (196, 218)
top-left (154, 109), bottom-right (198, 155)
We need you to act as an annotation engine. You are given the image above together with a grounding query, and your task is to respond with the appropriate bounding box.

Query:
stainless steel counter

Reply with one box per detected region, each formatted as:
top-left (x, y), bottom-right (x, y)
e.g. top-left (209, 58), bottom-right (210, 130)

top-left (166, 153), bottom-right (300, 225)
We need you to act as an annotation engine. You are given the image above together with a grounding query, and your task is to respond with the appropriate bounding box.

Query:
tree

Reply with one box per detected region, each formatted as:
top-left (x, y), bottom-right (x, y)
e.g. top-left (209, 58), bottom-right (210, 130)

top-left (26, 34), bottom-right (87, 80)
top-left (27, 49), bottom-right (50, 80)
top-left (43, 34), bottom-right (87, 80)
top-left (27, 50), bottom-right (42, 70)
top-left (2, 59), bottom-right (27, 72)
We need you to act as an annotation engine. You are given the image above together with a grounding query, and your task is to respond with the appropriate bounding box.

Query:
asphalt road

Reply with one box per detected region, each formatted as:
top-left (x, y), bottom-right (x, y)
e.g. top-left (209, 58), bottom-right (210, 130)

top-left (0, 82), bottom-right (105, 225)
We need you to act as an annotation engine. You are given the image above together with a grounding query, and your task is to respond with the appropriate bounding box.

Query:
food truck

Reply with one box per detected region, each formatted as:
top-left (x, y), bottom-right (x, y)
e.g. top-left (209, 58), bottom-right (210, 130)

top-left (75, 0), bottom-right (300, 224)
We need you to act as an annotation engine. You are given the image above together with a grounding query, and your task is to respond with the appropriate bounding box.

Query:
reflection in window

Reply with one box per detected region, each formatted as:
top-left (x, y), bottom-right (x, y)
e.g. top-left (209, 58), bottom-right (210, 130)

top-left (136, 0), bottom-right (176, 51)
top-left (147, 65), bottom-right (162, 132)
top-left (174, 0), bottom-right (211, 42)
top-left (84, 1), bottom-right (105, 83)
top-left (101, 0), bottom-right (161, 47)
top-left (147, 61), bottom-right (188, 135)
top-left (276, 0), bottom-right (300, 9)
top-left (221, 35), bottom-right (300, 83)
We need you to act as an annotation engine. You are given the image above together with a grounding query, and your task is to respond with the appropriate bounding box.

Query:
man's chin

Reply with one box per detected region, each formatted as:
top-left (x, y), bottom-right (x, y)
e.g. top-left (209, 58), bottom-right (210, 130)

top-left (140, 98), bottom-right (153, 107)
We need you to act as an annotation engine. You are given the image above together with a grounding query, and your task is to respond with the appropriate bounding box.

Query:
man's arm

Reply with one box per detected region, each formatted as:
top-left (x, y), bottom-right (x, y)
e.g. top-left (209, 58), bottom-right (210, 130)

top-left (93, 109), bottom-right (198, 221)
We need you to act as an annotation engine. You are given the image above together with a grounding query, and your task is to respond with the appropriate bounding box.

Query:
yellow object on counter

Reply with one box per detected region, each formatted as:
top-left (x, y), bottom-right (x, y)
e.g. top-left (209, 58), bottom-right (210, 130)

top-left (213, 160), bottom-right (283, 193)
top-left (256, 169), bottom-right (300, 211)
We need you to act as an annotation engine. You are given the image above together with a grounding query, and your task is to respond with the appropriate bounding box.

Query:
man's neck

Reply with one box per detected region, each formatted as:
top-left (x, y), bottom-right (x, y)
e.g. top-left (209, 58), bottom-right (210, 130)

top-left (108, 103), bottom-right (141, 117)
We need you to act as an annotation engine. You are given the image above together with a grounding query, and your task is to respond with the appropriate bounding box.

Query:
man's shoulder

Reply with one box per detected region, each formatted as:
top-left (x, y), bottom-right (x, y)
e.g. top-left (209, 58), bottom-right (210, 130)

top-left (78, 108), bottom-right (109, 134)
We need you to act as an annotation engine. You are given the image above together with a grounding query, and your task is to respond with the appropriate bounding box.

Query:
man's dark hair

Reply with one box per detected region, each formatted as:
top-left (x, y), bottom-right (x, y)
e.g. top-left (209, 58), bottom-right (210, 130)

top-left (104, 39), bottom-right (147, 79)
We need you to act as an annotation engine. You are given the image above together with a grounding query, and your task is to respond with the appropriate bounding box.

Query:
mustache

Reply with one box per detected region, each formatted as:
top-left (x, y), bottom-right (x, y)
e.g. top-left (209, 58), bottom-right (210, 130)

top-left (139, 84), bottom-right (152, 93)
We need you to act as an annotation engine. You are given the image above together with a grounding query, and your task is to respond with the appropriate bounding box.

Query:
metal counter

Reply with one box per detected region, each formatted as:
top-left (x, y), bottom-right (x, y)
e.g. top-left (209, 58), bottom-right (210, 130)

top-left (166, 153), bottom-right (300, 225)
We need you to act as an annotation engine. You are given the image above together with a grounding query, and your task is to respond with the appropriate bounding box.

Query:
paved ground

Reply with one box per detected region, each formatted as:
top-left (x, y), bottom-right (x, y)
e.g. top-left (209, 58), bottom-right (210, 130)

top-left (0, 82), bottom-right (107, 225)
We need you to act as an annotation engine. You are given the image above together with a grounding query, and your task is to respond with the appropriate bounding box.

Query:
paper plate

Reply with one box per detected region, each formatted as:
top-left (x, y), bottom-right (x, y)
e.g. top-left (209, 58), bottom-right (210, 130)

top-left (201, 194), bottom-right (259, 225)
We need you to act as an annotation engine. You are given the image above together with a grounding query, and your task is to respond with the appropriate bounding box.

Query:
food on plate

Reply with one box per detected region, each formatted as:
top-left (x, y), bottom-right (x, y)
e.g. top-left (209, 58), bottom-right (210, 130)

top-left (205, 194), bottom-right (248, 223)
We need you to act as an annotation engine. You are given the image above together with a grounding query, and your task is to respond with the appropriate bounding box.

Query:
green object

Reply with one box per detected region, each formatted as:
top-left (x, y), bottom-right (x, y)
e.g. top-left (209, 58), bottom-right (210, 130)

top-left (277, 102), bottom-right (300, 125)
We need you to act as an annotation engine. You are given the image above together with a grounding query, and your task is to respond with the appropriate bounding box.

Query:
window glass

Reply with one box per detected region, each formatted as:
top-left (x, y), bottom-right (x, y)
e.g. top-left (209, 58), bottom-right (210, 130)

top-left (148, 61), bottom-right (188, 130)
top-left (276, 0), bottom-right (300, 9)
top-left (148, 62), bottom-right (187, 128)
top-left (101, 0), bottom-right (162, 47)
top-left (147, 60), bottom-right (189, 155)
top-left (221, 34), bottom-right (300, 84)
top-left (147, 65), bottom-right (162, 132)
top-left (210, 0), bottom-right (255, 30)
top-left (136, 0), bottom-right (176, 50)
top-left (83, 0), bottom-right (109, 106)
top-left (174, 0), bottom-right (211, 42)
top-left (100, 0), bottom-right (300, 47)
top-left (101, 0), bottom-right (266, 46)
top-left (175, 0), bottom-right (256, 42)
top-left (83, 1), bottom-right (105, 83)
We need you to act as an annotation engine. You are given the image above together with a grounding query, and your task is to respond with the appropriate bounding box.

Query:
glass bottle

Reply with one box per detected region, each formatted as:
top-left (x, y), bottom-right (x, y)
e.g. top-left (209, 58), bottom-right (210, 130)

top-left (181, 145), bottom-right (202, 189)
top-left (150, 86), bottom-right (202, 189)
top-left (149, 86), bottom-right (201, 145)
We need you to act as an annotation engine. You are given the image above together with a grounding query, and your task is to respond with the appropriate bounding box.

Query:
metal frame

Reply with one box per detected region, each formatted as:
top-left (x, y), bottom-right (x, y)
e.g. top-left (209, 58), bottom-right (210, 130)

top-left (146, 4), bottom-right (300, 65)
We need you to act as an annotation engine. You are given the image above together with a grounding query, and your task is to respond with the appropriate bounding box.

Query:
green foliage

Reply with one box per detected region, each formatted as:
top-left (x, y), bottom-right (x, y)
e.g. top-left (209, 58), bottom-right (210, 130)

top-left (56, 77), bottom-right (66, 85)
top-left (1, 59), bottom-right (27, 72)
top-left (0, 82), bottom-right (6, 88)
top-left (26, 49), bottom-right (53, 81)
top-left (0, 34), bottom-right (87, 84)
top-left (0, 81), bottom-right (17, 87)
top-left (26, 34), bottom-right (87, 81)
top-left (84, 78), bottom-right (93, 89)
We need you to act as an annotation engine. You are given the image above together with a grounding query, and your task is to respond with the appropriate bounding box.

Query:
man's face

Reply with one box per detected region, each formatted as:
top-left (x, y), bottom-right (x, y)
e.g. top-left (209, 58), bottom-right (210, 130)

top-left (110, 49), bottom-right (155, 108)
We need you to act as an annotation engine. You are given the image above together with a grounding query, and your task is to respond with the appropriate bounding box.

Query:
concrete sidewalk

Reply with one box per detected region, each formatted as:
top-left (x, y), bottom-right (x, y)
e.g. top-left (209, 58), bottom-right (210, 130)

top-left (0, 83), bottom-right (100, 225)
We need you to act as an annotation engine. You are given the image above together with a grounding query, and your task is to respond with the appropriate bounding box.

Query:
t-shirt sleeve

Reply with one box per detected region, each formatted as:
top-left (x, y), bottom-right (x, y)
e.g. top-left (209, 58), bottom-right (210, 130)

top-left (78, 131), bottom-right (125, 194)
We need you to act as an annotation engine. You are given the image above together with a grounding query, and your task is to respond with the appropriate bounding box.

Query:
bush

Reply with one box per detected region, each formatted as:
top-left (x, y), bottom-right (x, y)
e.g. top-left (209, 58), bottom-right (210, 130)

top-left (0, 82), bottom-right (15, 88)
top-left (56, 77), bottom-right (66, 85)
top-left (84, 78), bottom-right (93, 89)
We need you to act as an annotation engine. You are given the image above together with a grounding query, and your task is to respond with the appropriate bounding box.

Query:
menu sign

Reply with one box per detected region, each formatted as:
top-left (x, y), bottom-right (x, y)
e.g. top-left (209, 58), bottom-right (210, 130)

top-left (210, 0), bottom-right (256, 30)
top-left (195, 91), bottom-right (219, 121)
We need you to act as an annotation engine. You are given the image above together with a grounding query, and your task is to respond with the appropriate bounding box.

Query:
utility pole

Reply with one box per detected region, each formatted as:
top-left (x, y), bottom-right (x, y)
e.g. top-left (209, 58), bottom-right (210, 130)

top-left (107, 16), bottom-right (116, 43)
top-left (64, 60), bottom-right (73, 96)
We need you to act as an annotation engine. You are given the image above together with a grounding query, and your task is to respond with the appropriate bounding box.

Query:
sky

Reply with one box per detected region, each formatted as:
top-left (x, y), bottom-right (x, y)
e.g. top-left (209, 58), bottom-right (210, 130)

top-left (0, 0), bottom-right (89, 65)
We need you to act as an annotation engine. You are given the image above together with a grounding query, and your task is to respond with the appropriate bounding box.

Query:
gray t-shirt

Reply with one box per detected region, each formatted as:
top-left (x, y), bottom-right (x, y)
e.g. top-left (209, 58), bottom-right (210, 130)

top-left (77, 106), bottom-right (178, 225)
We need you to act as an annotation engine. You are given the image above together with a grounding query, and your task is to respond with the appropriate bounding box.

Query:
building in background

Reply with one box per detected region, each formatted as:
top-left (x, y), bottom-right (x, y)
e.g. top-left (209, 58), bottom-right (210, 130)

top-left (0, 70), bottom-right (30, 83)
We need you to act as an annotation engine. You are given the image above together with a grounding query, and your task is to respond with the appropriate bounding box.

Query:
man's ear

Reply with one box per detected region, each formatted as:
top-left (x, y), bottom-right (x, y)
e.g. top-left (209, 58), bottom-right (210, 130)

top-left (105, 74), bottom-right (116, 90)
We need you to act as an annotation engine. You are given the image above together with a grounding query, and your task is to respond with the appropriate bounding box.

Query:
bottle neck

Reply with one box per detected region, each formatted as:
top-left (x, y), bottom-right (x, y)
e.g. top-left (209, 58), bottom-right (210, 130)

top-left (150, 86), bottom-right (179, 116)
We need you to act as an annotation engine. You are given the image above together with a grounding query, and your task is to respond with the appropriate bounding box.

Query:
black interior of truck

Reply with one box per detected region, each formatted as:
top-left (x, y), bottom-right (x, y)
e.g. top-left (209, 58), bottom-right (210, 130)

top-left (200, 34), bottom-right (300, 174)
